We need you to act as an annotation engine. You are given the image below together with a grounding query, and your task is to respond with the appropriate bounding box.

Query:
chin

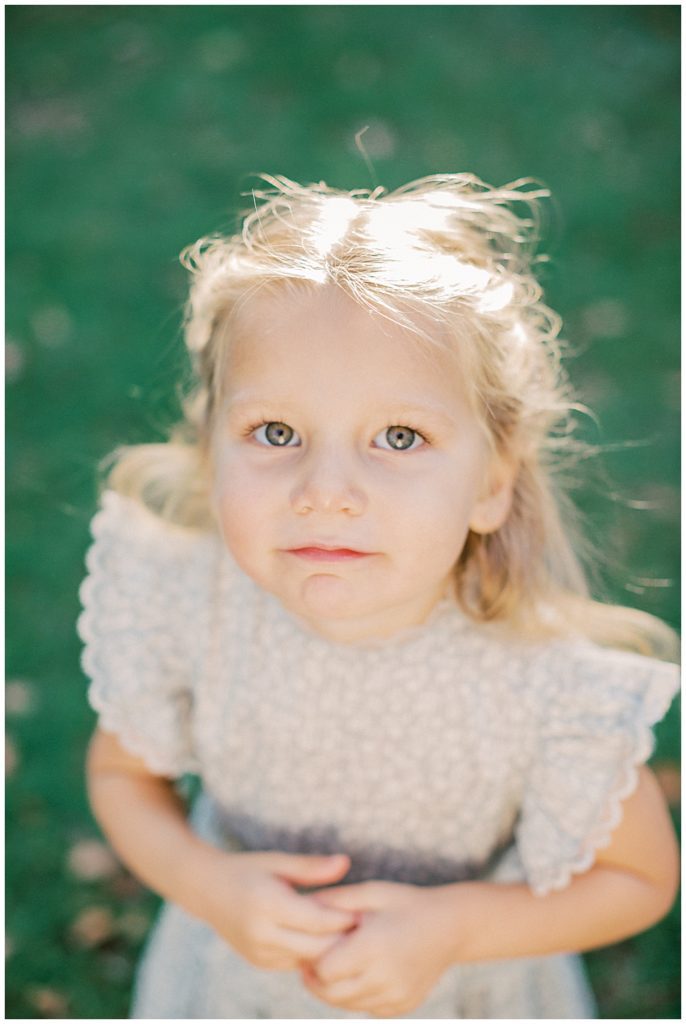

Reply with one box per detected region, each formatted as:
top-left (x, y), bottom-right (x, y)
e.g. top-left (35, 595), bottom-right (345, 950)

top-left (299, 591), bottom-right (363, 621)
top-left (290, 575), bottom-right (376, 621)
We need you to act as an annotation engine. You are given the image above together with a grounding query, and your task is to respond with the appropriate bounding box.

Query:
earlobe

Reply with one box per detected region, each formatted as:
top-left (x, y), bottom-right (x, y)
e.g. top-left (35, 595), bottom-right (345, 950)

top-left (468, 468), bottom-right (516, 535)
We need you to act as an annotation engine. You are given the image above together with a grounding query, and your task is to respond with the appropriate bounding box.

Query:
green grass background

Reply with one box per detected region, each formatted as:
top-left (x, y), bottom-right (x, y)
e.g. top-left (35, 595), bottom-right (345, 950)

top-left (6, 5), bottom-right (680, 1018)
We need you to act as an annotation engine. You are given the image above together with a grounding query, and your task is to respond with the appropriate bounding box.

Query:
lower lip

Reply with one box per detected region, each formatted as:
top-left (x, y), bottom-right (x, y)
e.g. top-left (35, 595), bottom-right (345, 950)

top-left (287, 548), bottom-right (373, 562)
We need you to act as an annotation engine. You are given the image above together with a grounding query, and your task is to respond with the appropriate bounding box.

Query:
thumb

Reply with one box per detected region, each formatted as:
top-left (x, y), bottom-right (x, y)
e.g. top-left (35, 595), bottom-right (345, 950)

top-left (271, 853), bottom-right (351, 887)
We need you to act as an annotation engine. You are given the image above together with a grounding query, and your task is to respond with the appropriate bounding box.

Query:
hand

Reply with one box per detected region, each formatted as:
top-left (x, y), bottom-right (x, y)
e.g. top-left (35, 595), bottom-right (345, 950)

top-left (300, 880), bottom-right (456, 1017)
top-left (201, 850), bottom-right (358, 971)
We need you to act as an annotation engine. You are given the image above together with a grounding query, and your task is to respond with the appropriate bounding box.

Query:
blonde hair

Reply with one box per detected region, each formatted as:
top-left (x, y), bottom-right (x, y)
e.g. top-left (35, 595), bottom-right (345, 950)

top-left (107, 173), bottom-right (677, 659)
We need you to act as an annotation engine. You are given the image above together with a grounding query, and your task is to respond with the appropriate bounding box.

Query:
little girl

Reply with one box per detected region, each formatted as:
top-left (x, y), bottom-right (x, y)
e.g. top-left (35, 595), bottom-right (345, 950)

top-left (79, 173), bottom-right (679, 1019)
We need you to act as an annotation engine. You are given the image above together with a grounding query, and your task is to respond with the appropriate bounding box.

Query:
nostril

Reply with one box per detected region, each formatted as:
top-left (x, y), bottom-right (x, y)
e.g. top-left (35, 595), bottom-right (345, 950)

top-left (289, 452), bottom-right (368, 516)
top-left (290, 482), bottom-right (366, 517)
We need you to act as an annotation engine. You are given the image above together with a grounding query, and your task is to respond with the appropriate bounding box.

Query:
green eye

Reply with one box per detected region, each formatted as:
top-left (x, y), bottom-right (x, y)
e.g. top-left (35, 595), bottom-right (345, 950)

top-left (255, 422), bottom-right (300, 447)
top-left (374, 426), bottom-right (424, 451)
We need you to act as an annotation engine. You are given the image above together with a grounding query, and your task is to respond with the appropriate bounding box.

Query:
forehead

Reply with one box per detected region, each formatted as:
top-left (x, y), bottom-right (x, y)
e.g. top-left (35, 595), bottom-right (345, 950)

top-left (225, 283), bottom-right (470, 408)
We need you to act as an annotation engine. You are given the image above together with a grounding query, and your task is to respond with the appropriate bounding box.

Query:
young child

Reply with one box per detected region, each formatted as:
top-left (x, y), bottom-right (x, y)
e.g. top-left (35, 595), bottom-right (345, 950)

top-left (79, 173), bottom-right (679, 1019)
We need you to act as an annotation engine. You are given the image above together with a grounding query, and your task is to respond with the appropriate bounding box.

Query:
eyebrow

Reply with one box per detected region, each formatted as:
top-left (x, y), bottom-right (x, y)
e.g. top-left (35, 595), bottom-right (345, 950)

top-left (378, 403), bottom-right (460, 429)
top-left (225, 393), bottom-right (458, 425)
top-left (223, 393), bottom-right (302, 416)
top-left (226, 386), bottom-right (456, 413)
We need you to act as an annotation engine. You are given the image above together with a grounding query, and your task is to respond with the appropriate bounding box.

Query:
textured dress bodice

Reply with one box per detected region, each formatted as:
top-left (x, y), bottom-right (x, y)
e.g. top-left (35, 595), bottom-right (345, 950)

top-left (78, 492), bottom-right (679, 1019)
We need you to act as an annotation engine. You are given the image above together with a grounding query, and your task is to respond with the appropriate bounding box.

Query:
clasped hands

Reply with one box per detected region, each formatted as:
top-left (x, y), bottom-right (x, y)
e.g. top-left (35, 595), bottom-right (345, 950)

top-left (207, 850), bottom-right (456, 1018)
top-left (300, 870), bottom-right (457, 1017)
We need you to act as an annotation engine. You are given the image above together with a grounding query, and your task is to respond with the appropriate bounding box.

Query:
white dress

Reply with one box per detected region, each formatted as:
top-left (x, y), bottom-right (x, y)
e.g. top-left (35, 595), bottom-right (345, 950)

top-left (77, 491), bottom-right (680, 1019)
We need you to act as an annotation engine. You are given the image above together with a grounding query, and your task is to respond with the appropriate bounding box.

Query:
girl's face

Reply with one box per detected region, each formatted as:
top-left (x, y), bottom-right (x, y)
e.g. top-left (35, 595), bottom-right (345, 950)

top-left (211, 284), bottom-right (513, 643)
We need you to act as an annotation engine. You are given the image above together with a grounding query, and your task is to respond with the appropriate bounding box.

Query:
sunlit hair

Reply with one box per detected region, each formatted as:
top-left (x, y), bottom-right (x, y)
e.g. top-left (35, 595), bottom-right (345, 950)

top-left (106, 173), bottom-right (676, 658)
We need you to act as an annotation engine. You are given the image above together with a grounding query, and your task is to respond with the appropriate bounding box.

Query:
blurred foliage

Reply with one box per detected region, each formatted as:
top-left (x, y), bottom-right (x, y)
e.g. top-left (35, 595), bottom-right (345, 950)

top-left (6, 5), bottom-right (679, 1019)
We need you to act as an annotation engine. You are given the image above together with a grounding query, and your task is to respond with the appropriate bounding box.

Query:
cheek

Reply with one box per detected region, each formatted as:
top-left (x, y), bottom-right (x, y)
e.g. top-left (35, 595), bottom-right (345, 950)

top-left (395, 511), bottom-right (470, 587)
top-left (397, 459), bottom-right (480, 524)
top-left (392, 461), bottom-right (481, 560)
top-left (212, 459), bottom-right (270, 554)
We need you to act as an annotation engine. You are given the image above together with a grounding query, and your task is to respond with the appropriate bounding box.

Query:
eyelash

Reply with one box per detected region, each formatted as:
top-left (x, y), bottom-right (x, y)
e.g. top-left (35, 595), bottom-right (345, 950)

top-left (242, 419), bottom-right (279, 438)
top-left (242, 420), bottom-right (434, 447)
top-left (380, 424), bottom-right (433, 448)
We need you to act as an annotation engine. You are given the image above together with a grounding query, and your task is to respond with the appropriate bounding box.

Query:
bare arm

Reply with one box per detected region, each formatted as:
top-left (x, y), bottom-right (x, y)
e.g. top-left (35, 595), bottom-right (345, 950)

top-left (85, 725), bottom-right (219, 921)
top-left (303, 766), bottom-right (679, 1015)
top-left (443, 765), bottom-right (680, 963)
top-left (85, 726), bottom-right (356, 968)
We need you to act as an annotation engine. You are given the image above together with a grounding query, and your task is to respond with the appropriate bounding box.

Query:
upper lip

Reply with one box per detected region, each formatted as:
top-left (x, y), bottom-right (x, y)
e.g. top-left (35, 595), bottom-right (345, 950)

top-left (287, 542), bottom-right (372, 553)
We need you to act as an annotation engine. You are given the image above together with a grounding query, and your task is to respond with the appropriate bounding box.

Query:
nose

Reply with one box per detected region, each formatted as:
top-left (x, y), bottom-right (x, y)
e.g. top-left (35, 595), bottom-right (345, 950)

top-left (289, 443), bottom-right (367, 516)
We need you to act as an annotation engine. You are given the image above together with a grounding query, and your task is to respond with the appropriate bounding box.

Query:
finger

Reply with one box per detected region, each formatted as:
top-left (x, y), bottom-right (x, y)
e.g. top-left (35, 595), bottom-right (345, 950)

top-left (309, 929), bottom-right (367, 984)
top-left (272, 926), bottom-right (345, 962)
top-left (312, 881), bottom-right (385, 913)
top-left (268, 852), bottom-right (351, 888)
top-left (369, 1001), bottom-right (412, 1019)
top-left (303, 970), bottom-right (383, 1009)
top-left (276, 888), bottom-right (358, 935)
top-left (260, 951), bottom-right (300, 971)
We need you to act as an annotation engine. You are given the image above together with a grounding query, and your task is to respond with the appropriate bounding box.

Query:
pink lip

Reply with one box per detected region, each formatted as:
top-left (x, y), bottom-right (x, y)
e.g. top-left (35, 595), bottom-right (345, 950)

top-left (287, 547), bottom-right (373, 562)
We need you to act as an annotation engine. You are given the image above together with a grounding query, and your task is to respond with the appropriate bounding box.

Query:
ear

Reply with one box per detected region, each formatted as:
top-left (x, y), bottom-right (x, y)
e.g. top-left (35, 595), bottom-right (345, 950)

top-left (468, 459), bottom-right (517, 535)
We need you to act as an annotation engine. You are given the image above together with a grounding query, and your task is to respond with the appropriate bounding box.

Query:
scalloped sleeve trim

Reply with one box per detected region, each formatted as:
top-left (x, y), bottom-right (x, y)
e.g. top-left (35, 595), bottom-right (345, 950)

top-left (77, 491), bottom-right (203, 779)
top-left (517, 645), bottom-right (680, 897)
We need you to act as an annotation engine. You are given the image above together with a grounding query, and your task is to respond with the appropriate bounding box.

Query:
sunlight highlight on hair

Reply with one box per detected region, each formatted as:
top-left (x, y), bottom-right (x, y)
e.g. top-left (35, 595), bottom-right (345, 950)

top-left (105, 172), bottom-right (677, 660)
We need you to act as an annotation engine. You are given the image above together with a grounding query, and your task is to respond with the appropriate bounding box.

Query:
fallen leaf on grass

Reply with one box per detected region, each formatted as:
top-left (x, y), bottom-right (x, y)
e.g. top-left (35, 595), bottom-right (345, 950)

top-left (5, 679), bottom-right (37, 716)
top-left (5, 735), bottom-right (18, 777)
top-left (67, 839), bottom-right (119, 881)
top-left (26, 986), bottom-right (69, 1017)
top-left (5, 337), bottom-right (25, 381)
top-left (70, 905), bottom-right (116, 947)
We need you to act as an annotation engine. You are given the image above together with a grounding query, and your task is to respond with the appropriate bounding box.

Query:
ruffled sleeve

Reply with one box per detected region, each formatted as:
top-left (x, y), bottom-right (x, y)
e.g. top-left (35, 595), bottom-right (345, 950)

top-left (516, 640), bottom-right (680, 896)
top-left (77, 491), bottom-right (203, 778)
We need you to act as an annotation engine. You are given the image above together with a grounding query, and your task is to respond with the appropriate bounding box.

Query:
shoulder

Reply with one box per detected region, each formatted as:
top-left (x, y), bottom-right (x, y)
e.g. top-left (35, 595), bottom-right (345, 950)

top-left (527, 634), bottom-right (679, 722)
top-left (458, 624), bottom-right (681, 736)
top-left (443, 607), bottom-right (679, 705)
top-left (79, 490), bottom-right (228, 640)
top-left (88, 489), bottom-right (214, 558)
top-left (84, 489), bottom-right (221, 579)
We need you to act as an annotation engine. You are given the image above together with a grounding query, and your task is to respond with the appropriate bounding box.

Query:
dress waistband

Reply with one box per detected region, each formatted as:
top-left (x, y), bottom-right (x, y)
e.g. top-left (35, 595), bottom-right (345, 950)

top-left (188, 789), bottom-right (526, 888)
